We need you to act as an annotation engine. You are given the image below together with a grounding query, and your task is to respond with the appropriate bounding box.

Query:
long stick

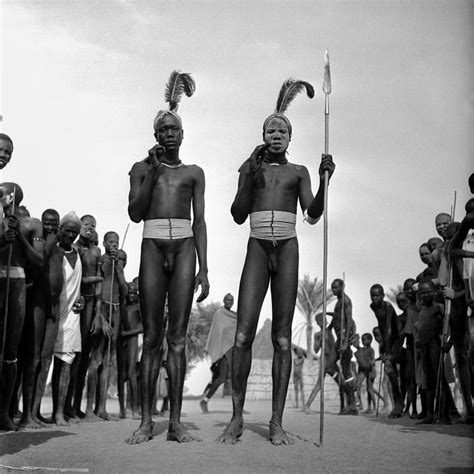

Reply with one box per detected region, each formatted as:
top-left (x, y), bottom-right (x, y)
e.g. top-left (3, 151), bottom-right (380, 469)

top-left (319, 49), bottom-right (331, 447)
top-left (435, 191), bottom-right (457, 420)
top-left (0, 186), bottom-right (15, 379)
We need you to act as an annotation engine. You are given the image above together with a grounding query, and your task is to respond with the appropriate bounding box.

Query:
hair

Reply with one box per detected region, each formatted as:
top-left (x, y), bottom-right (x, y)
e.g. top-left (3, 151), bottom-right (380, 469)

top-left (0, 182), bottom-right (23, 205)
top-left (468, 173), bottom-right (474, 190)
top-left (0, 133), bottom-right (13, 149)
top-left (370, 283), bottom-right (384, 294)
top-left (361, 333), bottom-right (373, 342)
top-left (372, 326), bottom-right (380, 335)
top-left (60, 211), bottom-right (81, 229)
top-left (396, 292), bottom-right (407, 301)
top-left (332, 278), bottom-right (344, 287)
top-left (435, 212), bottom-right (451, 222)
top-left (224, 293), bottom-right (234, 300)
top-left (418, 278), bottom-right (435, 289)
top-left (17, 205), bottom-right (30, 217)
top-left (42, 208), bottom-right (60, 220)
top-left (103, 231), bottom-right (118, 241)
top-left (465, 198), bottom-right (474, 213)
top-left (81, 214), bottom-right (96, 223)
top-left (419, 242), bottom-right (429, 250)
top-left (403, 278), bottom-right (416, 290)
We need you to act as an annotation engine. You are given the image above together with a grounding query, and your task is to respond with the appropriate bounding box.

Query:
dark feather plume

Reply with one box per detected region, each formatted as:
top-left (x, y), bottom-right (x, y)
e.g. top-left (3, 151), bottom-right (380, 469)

top-left (164, 70), bottom-right (196, 111)
top-left (275, 79), bottom-right (315, 114)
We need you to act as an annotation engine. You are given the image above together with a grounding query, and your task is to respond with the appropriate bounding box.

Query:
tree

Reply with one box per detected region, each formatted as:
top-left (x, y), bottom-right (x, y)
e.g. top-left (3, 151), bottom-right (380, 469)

top-left (186, 300), bottom-right (221, 366)
top-left (296, 274), bottom-right (335, 360)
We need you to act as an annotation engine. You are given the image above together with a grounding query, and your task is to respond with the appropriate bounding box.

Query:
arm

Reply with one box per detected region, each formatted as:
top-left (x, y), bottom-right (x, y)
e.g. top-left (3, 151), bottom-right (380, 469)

top-left (449, 212), bottom-right (474, 257)
top-left (14, 217), bottom-right (44, 267)
top-left (342, 296), bottom-right (353, 347)
top-left (306, 154), bottom-right (335, 220)
top-left (192, 166), bottom-right (209, 303)
top-left (127, 146), bottom-right (165, 223)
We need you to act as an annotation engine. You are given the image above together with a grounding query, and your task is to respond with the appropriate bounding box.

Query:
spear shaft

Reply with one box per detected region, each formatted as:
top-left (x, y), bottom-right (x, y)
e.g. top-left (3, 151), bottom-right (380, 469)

top-left (319, 49), bottom-right (331, 447)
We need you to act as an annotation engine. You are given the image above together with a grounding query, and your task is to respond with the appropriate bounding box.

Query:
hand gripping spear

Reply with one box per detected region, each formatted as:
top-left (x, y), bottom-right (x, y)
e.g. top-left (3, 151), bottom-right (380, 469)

top-left (319, 49), bottom-right (331, 447)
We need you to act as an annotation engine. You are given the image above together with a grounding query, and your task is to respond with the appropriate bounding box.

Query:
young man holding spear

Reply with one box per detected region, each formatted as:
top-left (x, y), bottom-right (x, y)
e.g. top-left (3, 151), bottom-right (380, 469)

top-left (0, 182), bottom-right (43, 431)
top-left (217, 78), bottom-right (335, 446)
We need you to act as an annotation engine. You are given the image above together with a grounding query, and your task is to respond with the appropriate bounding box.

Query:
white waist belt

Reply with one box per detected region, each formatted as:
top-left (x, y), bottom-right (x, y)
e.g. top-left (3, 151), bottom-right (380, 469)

top-left (250, 210), bottom-right (297, 241)
top-left (0, 265), bottom-right (25, 279)
top-left (143, 219), bottom-right (193, 240)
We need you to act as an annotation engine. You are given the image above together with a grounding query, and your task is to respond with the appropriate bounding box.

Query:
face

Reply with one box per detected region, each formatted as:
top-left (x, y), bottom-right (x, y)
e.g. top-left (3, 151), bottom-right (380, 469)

top-left (59, 222), bottom-right (80, 247)
top-left (419, 245), bottom-right (433, 265)
top-left (0, 139), bottom-right (13, 170)
top-left (435, 214), bottom-right (451, 238)
top-left (370, 287), bottom-right (384, 306)
top-left (373, 329), bottom-right (382, 343)
top-left (403, 279), bottom-right (416, 301)
top-left (263, 117), bottom-right (290, 154)
top-left (154, 114), bottom-right (183, 150)
top-left (42, 212), bottom-right (59, 236)
top-left (361, 335), bottom-right (372, 347)
top-left (352, 334), bottom-right (360, 346)
top-left (427, 238), bottom-right (443, 252)
top-left (223, 294), bottom-right (234, 310)
top-left (419, 282), bottom-right (434, 304)
top-left (80, 216), bottom-right (96, 239)
top-left (396, 294), bottom-right (408, 311)
top-left (127, 284), bottom-right (138, 303)
top-left (104, 233), bottom-right (119, 253)
top-left (331, 280), bottom-right (343, 297)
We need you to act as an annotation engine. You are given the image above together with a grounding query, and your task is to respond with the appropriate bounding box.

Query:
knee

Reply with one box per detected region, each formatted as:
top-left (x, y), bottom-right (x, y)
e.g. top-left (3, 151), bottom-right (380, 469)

top-left (167, 335), bottom-right (186, 353)
top-left (272, 334), bottom-right (291, 352)
top-left (234, 330), bottom-right (254, 350)
top-left (142, 334), bottom-right (162, 355)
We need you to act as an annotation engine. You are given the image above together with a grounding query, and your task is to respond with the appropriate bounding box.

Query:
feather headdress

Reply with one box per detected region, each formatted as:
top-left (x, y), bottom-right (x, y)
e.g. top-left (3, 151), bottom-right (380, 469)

top-left (263, 78), bottom-right (315, 136)
top-left (153, 70), bottom-right (196, 131)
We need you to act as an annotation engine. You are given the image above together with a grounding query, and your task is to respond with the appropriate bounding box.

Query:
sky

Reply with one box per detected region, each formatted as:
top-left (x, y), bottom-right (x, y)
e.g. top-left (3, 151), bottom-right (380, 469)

top-left (1, 0), bottom-right (472, 350)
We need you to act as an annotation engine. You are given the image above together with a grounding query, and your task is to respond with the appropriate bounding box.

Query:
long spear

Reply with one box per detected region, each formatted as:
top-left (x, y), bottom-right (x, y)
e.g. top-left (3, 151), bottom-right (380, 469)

top-left (319, 49), bottom-right (331, 447)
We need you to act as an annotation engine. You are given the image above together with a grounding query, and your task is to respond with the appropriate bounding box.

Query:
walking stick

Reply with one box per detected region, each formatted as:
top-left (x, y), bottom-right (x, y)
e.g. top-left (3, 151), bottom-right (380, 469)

top-left (375, 359), bottom-right (384, 417)
top-left (103, 224), bottom-right (129, 410)
top-left (319, 49), bottom-right (331, 447)
top-left (435, 191), bottom-right (456, 421)
top-left (0, 186), bottom-right (15, 380)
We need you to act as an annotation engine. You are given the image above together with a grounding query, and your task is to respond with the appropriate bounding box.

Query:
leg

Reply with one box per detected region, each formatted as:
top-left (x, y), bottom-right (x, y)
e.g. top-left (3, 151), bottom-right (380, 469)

top-left (166, 239), bottom-right (201, 442)
top-left (84, 336), bottom-right (105, 421)
top-left (303, 375), bottom-right (322, 413)
top-left (52, 357), bottom-right (72, 426)
top-left (201, 357), bottom-right (228, 413)
top-left (126, 337), bottom-right (140, 419)
top-left (340, 347), bottom-right (358, 415)
top-left (268, 239), bottom-right (298, 445)
top-left (127, 239), bottom-right (168, 444)
top-left (217, 238), bottom-right (270, 444)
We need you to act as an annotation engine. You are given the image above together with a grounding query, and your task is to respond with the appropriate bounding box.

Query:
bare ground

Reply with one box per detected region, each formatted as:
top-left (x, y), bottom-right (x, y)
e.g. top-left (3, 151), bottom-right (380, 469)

top-left (0, 397), bottom-right (472, 473)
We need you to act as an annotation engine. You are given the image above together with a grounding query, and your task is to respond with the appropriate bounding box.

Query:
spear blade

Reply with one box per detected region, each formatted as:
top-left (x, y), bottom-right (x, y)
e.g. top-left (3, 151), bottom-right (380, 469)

top-left (323, 49), bottom-right (331, 95)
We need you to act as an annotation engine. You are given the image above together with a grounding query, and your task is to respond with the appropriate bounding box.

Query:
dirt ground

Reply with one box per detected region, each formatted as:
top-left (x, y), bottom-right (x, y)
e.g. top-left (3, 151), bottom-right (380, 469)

top-left (1, 397), bottom-right (472, 473)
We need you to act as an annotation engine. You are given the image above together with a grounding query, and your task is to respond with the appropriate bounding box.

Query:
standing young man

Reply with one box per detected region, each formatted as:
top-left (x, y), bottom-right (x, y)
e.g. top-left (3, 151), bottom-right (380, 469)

top-left (217, 79), bottom-right (335, 445)
top-left (127, 71), bottom-right (209, 444)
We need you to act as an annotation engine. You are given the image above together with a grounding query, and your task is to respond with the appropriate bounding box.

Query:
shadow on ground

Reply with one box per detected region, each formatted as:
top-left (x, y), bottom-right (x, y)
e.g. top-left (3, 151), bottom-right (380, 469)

top-left (0, 430), bottom-right (75, 456)
top-left (368, 414), bottom-right (474, 439)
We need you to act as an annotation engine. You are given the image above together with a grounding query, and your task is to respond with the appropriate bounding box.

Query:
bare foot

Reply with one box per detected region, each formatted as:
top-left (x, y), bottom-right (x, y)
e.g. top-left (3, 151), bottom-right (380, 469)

top-left (84, 411), bottom-right (103, 422)
top-left (18, 417), bottom-right (42, 429)
top-left (269, 420), bottom-right (294, 446)
top-left (341, 407), bottom-right (358, 415)
top-left (126, 421), bottom-right (154, 445)
top-left (132, 411), bottom-right (141, 420)
top-left (302, 406), bottom-right (311, 414)
top-left (0, 415), bottom-right (19, 432)
top-left (119, 410), bottom-right (127, 420)
top-left (216, 418), bottom-right (243, 444)
top-left (364, 409), bottom-right (373, 415)
top-left (199, 400), bottom-right (208, 414)
top-left (167, 422), bottom-right (202, 442)
top-left (31, 415), bottom-right (51, 428)
top-left (66, 415), bottom-right (80, 424)
top-left (37, 413), bottom-right (54, 425)
top-left (54, 413), bottom-right (70, 426)
top-left (416, 415), bottom-right (434, 424)
top-left (389, 403), bottom-right (404, 418)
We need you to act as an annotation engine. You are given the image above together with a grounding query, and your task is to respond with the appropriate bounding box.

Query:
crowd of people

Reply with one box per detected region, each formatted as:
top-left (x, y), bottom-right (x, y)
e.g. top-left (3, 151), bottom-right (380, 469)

top-left (1, 61), bottom-right (472, 451)
top-left (298, 177), bottom-right (474, 425)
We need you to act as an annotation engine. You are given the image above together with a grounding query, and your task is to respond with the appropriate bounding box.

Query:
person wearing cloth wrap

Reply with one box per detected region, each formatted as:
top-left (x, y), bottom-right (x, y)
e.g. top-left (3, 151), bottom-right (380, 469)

top-left (217, 79), bottom-right (335, 445)
top-left (127, 71), bottom-right (209, 444)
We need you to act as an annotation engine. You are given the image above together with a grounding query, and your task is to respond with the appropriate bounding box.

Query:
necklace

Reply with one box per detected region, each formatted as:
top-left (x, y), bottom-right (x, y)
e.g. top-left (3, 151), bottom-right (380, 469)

top-left (161, 161), bottom-right (182, 169)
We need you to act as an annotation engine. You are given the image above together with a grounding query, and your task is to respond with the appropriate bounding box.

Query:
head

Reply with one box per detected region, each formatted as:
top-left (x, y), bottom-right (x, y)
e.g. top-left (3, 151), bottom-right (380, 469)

top-left (469, 173), bottom-right (474, 194)
top-left (127, 282), bottom-right (138, 304)
top-left (370, 284), bottom-right (384, 307)
top-left (435, 213), bottom-right (451, 239)
top-left (418, 278), bottom-right (435, 305)
top-left (0, 133), bottom-right (14, 170)
top-left (103, 231), bottom-right (119, 254)
top-left (465, 198), bottom-right (474, 214)
top-left (132, 276), bottom-right (139, 287)
top-left (372, 327), bottom-right (382, 344)
top-left (403, 278), bottom-right (417, 302)
top-left (315, 312), bottom-right (325, 328)
top-left (418, 243), bottom-right (433, 266)
top-left (58, 212), bottom-right (81, 248)
top-left (41, 209), bottom-right (60, 237)
top-left (427, 237), bottom-right (443, 253)
top-left (262, 115), bottom-right (291, 155)
top-left (361, 333), bottom-right (373, 347)
top-left (352, 333), bottom-right (360, 347)
top-left (223, 293), bottom-right (234, 310)
top-left (153, 113), bottom-right (183, 151)
top-left (80, 215), bottom-right (97, 240)
top-left (445, 222), bottom-right (460, 241)
top-left (396, 292), bottom-right (409, 312)
top-left (0, 182), bottom-right (23, 208)
top-left (331, 278), bottom-right (345, 297)
top-left (17, 205), bottom-right (30, 218)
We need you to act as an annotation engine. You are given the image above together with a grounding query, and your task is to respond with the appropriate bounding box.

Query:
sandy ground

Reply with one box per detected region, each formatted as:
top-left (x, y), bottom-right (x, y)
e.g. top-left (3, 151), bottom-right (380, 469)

top-left (0, 397), bottom-right (472, 474)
